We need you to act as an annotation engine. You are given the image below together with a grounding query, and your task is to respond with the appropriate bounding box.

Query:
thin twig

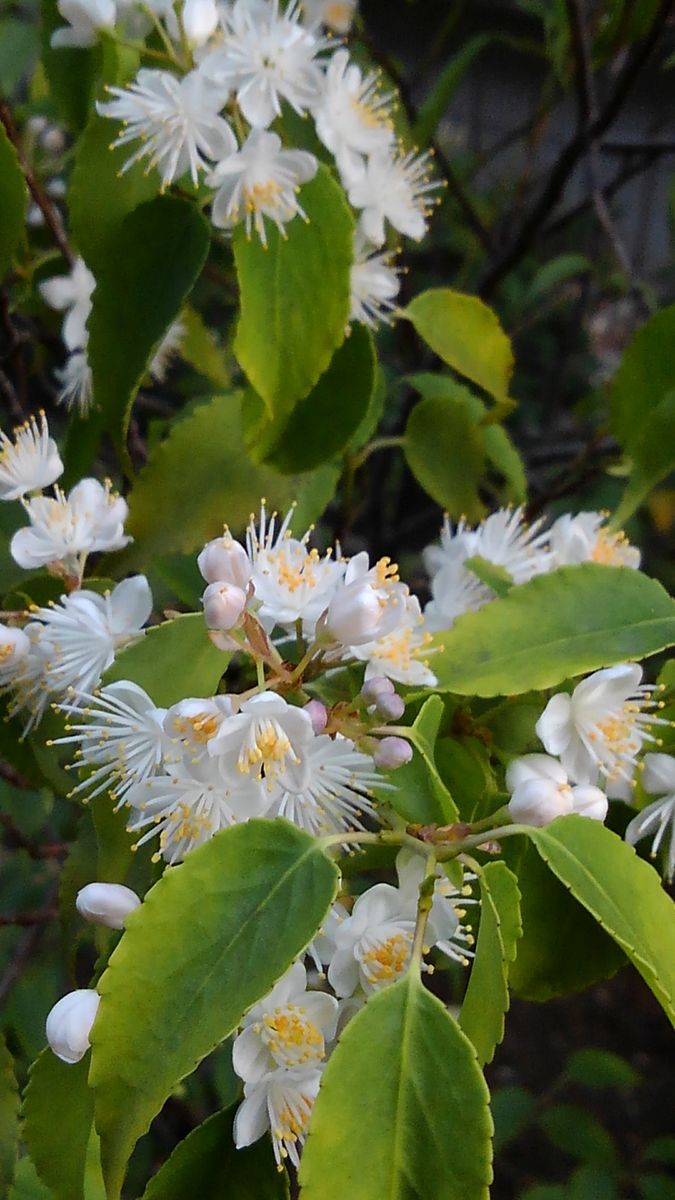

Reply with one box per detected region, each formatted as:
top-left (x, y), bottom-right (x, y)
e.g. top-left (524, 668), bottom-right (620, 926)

top-left (0, 907), bottom-right (58, 927)
top-left (0, 97), bottom-right (74, 267)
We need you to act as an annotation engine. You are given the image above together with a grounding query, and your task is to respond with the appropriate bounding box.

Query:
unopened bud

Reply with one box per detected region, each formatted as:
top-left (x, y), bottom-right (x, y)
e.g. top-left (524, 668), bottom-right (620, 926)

top-left (571, 785), bottom-right (608, 822)
top-left (326, 582), bottom-right (387, 647)
top-left (360, 676), bottom-right (395, 703)
top-left (374, 692), bottom-right (405, 721)
top-left (183, 0), bottom-right (219, 43)
top-left (198, 536), bottom-right (252, 589)
top-left (46, 989), bottom-right (100, 1064)
top-left (41, 126), bottom-right (66, 154)
top-left (76, 882), bottom-right (141, 930)
top-left (373, 736), bottom-right (413, 770)
top-left (0, 625), bottom-right (31, 674)
top-left (303, 699), bottom-right (328, 734)
top-left (202, 581), bottom-right (247, 630)
top-left (508, 778), bottom-right (574, 827)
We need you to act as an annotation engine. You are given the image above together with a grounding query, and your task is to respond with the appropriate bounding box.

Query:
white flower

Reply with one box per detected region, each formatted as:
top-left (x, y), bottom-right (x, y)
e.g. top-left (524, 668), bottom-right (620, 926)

top-left (76, 882), bottom-right (141, 929)
top-left (207, 691), bottom-right (315, 791)
top-left (301, 0), bottom-right (356, 34)
top-left (395, 850), bottom-right (477, 966)
top-left (149, 320), bottom-right (185, 382)
top-left (423, 558), bottom-right (492, 632)
top-left (233, 961), bottom-right (337, 1083)
top-left (0, 413), bottom-right (63, 501)
top-left (207, 130), bottom-right (318, 246)
top-left (313, 49), bottom-right (394, 185)
top-left (348, 148), bottom-right (440, 246)
top-left (269, 733), bottom-right (382, 837)
top-left (349, 232), bottom-right (400, 329)
top-left (39, 257), bottom-right (95, 352)
top-left (506, 753), bottom-right (607, 827)
top-left (202, 581), bottom-right (247, 630)
top-left (625, 753), bottom-right (675, 881)
top-left (55, 351), bottom-right (94, 415)
top-left (325, 552), bottom-right (407, 648)
top-left (0, 624), bottom-right (31, 683)
top-left (55, 680), bottom-right (166, 805)
top-left (245, 504), bottom-right (343, 636)
top-left (46, 989), bottom-right (100, 1063)
top-left (162, 695), bottom-right (234, 765)
top-left (10, 478), bottom-right (130, 577)
top-left (327, 882), bottom-right (416, 996)
top-left (234, 1064), bottom-right (322, 1168)
top-left (198, 531), bottom-right (252, 589)
top-left (347, 594), bottom-right (437, 687)
top-left (471, 507), bottom-right (551, 584)
top-left (536, 664), bottom-right (663, 789)
top-left (97, 69), bottom-right (237, 189)
top-left (50, 0), bottom-right (115, 48)
top-left (183, 0), bottom-right (219, 45)
top-left (549, 511), bottom-right (641, 570)
top-left (202, 0), bottom-right (326, 129)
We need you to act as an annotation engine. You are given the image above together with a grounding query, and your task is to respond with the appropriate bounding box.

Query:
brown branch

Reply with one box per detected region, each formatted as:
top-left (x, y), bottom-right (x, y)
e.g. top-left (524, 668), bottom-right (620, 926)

top-left (0, 907), bottom-right (58, 927)
top-left (0, 812), bottom-right (67, 860)
top-left (0, 97), bottom-right (74, 268)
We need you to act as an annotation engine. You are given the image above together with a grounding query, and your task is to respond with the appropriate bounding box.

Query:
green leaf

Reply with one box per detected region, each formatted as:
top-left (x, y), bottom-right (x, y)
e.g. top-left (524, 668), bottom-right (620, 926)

top-left (610, 304), bottom-right (675, 450)
top-left (638, 1175), bottom-right (675, 1200)
top-left (643, 1137), bottom-right (675, 1166)
top-left (0, 1037), bottom-right (19, 1200)
top-left (381, 696), bottom-right (457, 824)
top-left (179, 307), bottom-right (231, 390)
top-left (233, 165), bottom-right (353, 424)
top-left (41, 0), bottom-right (96, 131)
top-left (23, 1052), bottom-right (93, 1200)
top-left (300, 974), bottom-right (492, 1200)
top-left (0, 123), bottom-right (27, 279)
top-left (140, 1108), bottom-right (288, 1200)
top-left (403, 289), bottom-right (514, 403)
top-left (465, 556), bottom-right (513, 597)
top-left (110, 392), bottom-right (338, 573)
top-left (69, 115), bottom-right (160, 273)
top-left (103, 614), bottom-right (226, 707)
top-left (90, 820), bottom-right (338, 1199)
top-left (491, 1086), bottom-right (535, 1152)
top-left (0, 20), bottom-right (39, 95)
top-left (524, 254), bottom-right (591, 305)
top-left (460, 861), bottom-right (521, 1065)
top-left (612, 389), bottom-right (675, 526)
top-left (88, 196), bottom-right (210, 459)
top-left (430, 564), bottom-right (675, 697)
top-left (263, 325), bottom-right (376, 472)
top-left (569, 1167), bottom-right (617, 1200)
top-left (562, 1049), bottom-right (640, 1091)
top-left (404, 391), bottom-right (486, 520)
top-left (527, 815), bottom-right (675, 1027)
top-left (539, 1104), bottom-right (617, 1168)
top-left (8, 1158), bottom-right (52, 1200)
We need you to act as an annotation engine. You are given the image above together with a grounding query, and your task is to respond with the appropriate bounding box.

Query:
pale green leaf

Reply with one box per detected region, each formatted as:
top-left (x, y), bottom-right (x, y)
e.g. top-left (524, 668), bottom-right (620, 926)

top-left (233, 166), bottom-right (353, 423)
top-left (404, 392), bottom-right (486, 520)
top-left (103, 614), bottom-right (227, 707)
top-left (430, 564), bottom-right (675, 697)
top-left (141, 1108), bottom-right (288, 1200)
top-left (23, 1052), bottom-right (93, 1200)
top-left (0, 124), bottom-right (26, 278)
top-left (90, 820), bottom-right (338, 1198)
top-left (299, 974), bottom-right (492, 1200)
top-left (8, 1158), bottom-right (52, 1200)
top-left (179, 307), bottom-right (231, 390)
top-left (610, 303), bottom-right (675, 450)
top-left (460, 861), bottom-right (521, 1065)
top-left (0, 1036), bottom-right (19, 1200)
top-left (527, 815), bottom-right (675, 1027)
top-left (403, 289), bottom-right (514, 403)
top-left (465, 556), bottom-right (513, 597)
top-left (612, 389), bottom-right (675, 526)
top-left (381, 696), bottom-right (457, 824)
top-left (109, 393), bottom-right (337, 573)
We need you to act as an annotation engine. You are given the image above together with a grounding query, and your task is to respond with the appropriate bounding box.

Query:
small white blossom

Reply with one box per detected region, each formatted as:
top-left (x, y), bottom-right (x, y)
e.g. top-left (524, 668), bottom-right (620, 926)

top-left (0, 624), bottom-right (31, 683)
top-left (234, 1064), bottom-right (322, 1168)
top-left (245, 504), bottom-right (343, 636)
top-left (233, 961), bottom-right (337, 1082)
top-left (207, 691), bottom-right (315, 791)
top-left (46, 989), bottom-right (100, 1063)
top-left (269, 732), bottom-right (382, 837)
top-left (208, 130), bottom-right (318, 246)
top-left (326, 552), bottom-right (407, 648)
top-left (97, 69), bottom-right (237, 189)
top-left (536, 664), bottom-right (663, 790)
top-left (183, 0), bottom-right (219, 45)
top-left (55, 351), bottom-right (94, 416)
top-left (198, 531), bottom-right (253, 589)
top-left (162, 695), bottom-right (234, 766)
top-left (51, 0), bottom-right (115, 48)
top-left (349, 233), bottom-right (400, 329)
top-left (348, 594), bottom-right (437, 687)
top-left (0, 413), bottom-right (63, 501)
top-left (549, 511), bottom-right (640, 570)
top-left (313, 49), bottom-right (394, 185)
top-left (202, 581), bottom-right (247, 630)
top-left (506, 754), bottom-right (608, 827)
top-left (625, 752), bottom-right (675, 880)
top-left (76, 882), bottom-right (141, 929)
top-left (10, 478), bottom-right (130, 577)
top-left (39, 257), bottom-right (95, 352)
top-left (327, 882), bottom-right (416, 997)
top-left (302, 0), bottom-right (356, 34)
top-left (423, 558), bottom-right (492, 632)
top-left (348, 147), bottom-right (440, 246)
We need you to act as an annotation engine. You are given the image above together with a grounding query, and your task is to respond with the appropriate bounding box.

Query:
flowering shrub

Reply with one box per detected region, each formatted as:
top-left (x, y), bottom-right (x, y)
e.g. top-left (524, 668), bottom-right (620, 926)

top-left (0, 2), bottom-right (674, 1198)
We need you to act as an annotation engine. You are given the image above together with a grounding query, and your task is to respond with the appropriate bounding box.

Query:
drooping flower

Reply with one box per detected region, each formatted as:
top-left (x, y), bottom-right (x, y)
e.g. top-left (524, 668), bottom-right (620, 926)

top-left (536, 664), bottom-right (663, 790)
top-left (348, 594), bottom-right (437, 687)
top-left (234, 1064), bottom-right (323, 1168)
top-left (0, 413), bottom-right (63, 501)
top-left (348, 146), bottom-right (440, 246)
top-left (46, 989), bottom-right (100, 1063)
top-left (39, 257), bottom-right (95, 352)
top-left (349, 233), bottom-right (400, 329)
top-left (207, 691), bottom-right (315, 791)
top-left (506, 753), bottom-right (608, 827)
top-left (10, 478), bottom-right (130, 577)
top-left (55, 351), bottom-right (94, 415)
top-left (97, 68), bottom-right (237, 189)
top-left (269, 732), bottom-right (382, 837)
top-left (76, 882), bottom-right (141, 929)
top-left (50, 0), bottom-right (116, 48)
top-left (244, 503), bottom-right (343, 636)
top-left (549, 511), bottom-right (640, 570)
top-left (313, 49), bottom-right (394, 185)
top-left (625, 752), bottom-right (675, 880)
top-left (208, 130), bottom-right (318, 245)
top-left (233, 961), bottom-right (338, 1083)
top-left (325, 552), bottom-right (408, 649)
top-left (202, 0), bottom-right (326, 129)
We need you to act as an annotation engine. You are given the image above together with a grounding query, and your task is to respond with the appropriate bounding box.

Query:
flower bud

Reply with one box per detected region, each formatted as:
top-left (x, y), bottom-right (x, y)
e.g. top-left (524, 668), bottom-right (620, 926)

top-left (508, 778), bottom-right (574, 827)
top-left (202, 581), bottom-right (247, 630)
top-left (183, 0), bottom-right (219, 44)
top-left (198, 536), bottom-right (252, 589)
top-left (41, 126), bottom-right (66, 154)
top-left (76, 882), bottom-right (141, 930)
top-left (46, 989), bottom-right (100, 1064)
top-left (373, 736), bottom-right (413, 770)
top-left (0, 624), bottom-right (31, 676)
top-left (303, 699), bottom-right (328, 734)
top-left (571, 785), bottom-right (608, 822)
top-left (374, 692), bottom-right (405, 721)
top-left (326, 583), bottom-right (388, 646)
top-left (360, 676), bottom-right (395, 703)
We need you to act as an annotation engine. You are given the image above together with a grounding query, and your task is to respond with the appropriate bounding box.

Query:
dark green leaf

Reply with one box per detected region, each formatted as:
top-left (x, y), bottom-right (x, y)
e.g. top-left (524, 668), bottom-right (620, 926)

top-left (491, 1086), bottom-right (535, 1152)
top-left (0, 1037), bottom-right (19, 1200)
top-left (539, 1105), bottom-right (616, 1168)
top-left (562, 1049), bottom-right (640, 1090)
top-left (405, 391), bottom-right (486, 520)
top-left (23, 1052), bottom-right (93, 1200)
top-left (0, 20), bottom-right (39, 94)
top-left (40, 0), bottom-right (96, 131)
top-left (0, 123), bottom-right (26, 279)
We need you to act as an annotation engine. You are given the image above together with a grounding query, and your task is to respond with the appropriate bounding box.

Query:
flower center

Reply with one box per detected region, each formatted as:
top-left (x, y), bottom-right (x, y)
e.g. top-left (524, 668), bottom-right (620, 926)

top-left (594, 711), bottom-right (639, 752)
top-left (592, 529), bottom-right (631, 566)
top-left (0, 643), bottom-right (14, 663)
top-left (259, 1004), bottom-right (324, 1067)
top-left (274, 1097), bottom-right (313, 1148)
top-left (273, 547), bottom-right (320, 593)
top-left (243, 180), bottom-right (283, 213)
top-left (238, 719), bottom-right (297, 780)
top-left (175, 713), bottom-right (219, 744)
top-left (361, 931), bottom-right (412, 985)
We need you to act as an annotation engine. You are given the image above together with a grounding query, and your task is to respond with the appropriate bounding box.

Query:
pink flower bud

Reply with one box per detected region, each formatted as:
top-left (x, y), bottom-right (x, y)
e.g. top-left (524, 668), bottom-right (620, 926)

top-left (571, 785), bottom-right (608, 822)
top-left (375, 692), bottom-right (405, 721)
top-left (202, 581), bottom-right (247, 630)
top-left (46, 990), bottom-right (100, 1064)
top-left (373, 736), bottom-right (413, 769)
top-left (198, 536), bottom-right (252, 589)
top-left (303, 699), bottom-right (328, 734)
top-left (76, 882), bottom-right (141, 930)
top-left (360, 676), bottom-right (395, 702)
